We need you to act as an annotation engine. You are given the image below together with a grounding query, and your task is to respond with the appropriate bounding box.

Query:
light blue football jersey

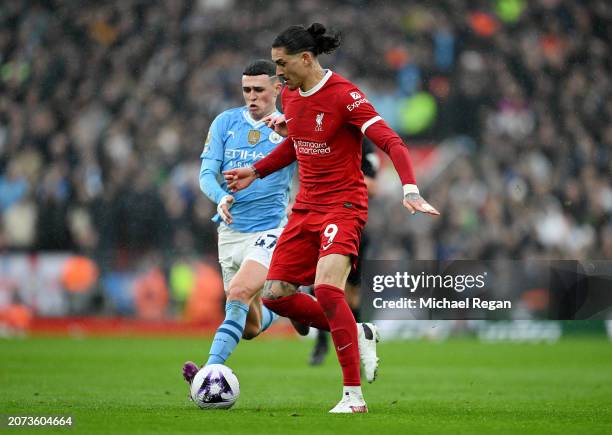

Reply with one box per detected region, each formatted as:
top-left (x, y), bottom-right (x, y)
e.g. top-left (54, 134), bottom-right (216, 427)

top-left (199, 106), bottom-right (295, 233)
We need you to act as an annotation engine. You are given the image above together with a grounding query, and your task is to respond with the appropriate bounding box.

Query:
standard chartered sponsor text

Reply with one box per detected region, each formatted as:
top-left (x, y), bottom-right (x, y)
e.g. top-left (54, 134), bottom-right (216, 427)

top-left (294, 139), bottom-right (331, 155)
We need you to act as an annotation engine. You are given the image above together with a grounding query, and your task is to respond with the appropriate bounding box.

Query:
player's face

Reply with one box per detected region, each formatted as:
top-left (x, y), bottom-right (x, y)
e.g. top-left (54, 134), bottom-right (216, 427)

top-left (241, 74), bottom-right (281, 121)
top-left (271, 47), bottom-right (308, 91)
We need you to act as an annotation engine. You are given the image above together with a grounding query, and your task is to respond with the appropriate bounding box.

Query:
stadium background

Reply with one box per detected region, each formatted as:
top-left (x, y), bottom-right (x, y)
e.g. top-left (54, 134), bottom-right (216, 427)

top-left (0, 0), bottom-right (610, 339)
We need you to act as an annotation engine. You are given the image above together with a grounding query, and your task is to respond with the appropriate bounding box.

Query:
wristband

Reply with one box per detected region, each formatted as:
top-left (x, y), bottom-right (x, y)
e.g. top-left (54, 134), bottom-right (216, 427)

top-left (402, 184), bottom-right (420, 197)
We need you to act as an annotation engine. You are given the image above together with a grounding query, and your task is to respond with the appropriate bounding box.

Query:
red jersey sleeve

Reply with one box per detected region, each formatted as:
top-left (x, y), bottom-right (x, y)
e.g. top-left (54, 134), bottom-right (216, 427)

top-left (339, 86), bottom-right (416, 185)
top-left (253, 136), bottom-right (296, 178)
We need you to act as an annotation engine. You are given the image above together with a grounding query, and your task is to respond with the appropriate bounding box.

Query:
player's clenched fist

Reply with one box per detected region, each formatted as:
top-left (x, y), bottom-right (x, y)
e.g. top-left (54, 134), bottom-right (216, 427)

top-left (223, 167), bottom-right (258, 192)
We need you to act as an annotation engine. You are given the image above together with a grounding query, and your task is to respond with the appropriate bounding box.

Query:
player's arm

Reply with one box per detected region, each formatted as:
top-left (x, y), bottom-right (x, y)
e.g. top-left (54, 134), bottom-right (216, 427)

top-left (342, 88), bottom-right (439, 216)
top-left (199, 116), bottom-right (234, 223)
top-left (224, 136), bottom-right (296, 192)
top-left (362, 140), bottom-right (379, 197)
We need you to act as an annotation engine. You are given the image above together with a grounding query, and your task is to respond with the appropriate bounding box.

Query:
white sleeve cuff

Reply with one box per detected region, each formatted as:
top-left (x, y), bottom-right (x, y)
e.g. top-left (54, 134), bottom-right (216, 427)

top-left (218, 195), bottom-right (231, 206)
top-left (360, 115), bottom-right (382, 134)
top-left (403, 184), bottom-right (420, 196)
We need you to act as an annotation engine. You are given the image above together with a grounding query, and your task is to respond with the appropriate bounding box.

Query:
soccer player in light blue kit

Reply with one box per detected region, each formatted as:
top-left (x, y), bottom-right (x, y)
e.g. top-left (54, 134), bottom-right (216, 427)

top-left (183, 60), bottom-right (299, 386)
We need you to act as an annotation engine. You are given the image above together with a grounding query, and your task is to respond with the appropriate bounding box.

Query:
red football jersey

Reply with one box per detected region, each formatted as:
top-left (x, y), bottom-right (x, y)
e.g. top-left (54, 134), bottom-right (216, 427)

top-left (254, 70), bottom-right (416, 216)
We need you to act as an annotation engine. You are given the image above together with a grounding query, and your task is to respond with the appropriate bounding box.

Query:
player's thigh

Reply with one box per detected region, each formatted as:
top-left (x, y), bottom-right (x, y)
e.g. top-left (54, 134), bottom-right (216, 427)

top-left (218, 242), bottom-right (240, 292)
top-left (227, 259), bottom-right (268, 303)
top-left (314, 253), bottom-right (351, 288)
top-left (267, 212), bottom-right (320, 287)
top-left (244, 227), bottom-right (284, 272)
top-left (314, 213), bottom-right (365, 287)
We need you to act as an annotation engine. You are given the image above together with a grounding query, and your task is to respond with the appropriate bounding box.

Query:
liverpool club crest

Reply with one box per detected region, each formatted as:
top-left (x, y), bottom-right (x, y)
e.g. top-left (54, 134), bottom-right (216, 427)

top-left (315, 113), bottom-right (324, 131)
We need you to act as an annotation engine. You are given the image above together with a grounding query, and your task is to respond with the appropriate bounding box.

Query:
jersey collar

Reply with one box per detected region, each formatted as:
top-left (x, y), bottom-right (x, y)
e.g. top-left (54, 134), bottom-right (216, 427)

top-left (242, 108), bottom-right (280, 129)
top-left (299, 69), bottom-right (333, 97)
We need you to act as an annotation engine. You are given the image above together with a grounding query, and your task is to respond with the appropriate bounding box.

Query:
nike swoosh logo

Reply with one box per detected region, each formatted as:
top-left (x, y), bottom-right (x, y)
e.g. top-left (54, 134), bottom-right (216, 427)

top-left (284, 118), bottom-right (293, 123)
top-left (322, 242), bottom-right (333, 251)
top-left (337, 343), bottom-right (352, 351)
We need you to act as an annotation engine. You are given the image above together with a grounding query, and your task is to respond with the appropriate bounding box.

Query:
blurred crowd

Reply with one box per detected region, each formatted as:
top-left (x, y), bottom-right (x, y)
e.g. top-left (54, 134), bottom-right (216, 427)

top-left (0, 0), bottom-right (610, 267)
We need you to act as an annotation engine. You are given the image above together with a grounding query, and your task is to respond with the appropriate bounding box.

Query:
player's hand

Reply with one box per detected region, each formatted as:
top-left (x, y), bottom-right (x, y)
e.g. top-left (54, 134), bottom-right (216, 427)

top-left (403, 192), bottom-right (440, 216)
top-left (262, 114), bottom-right (289, 137)
top-left (223, 167), bottom-right (257, 192)
top-left (217, 195), bottom-right (234, 224)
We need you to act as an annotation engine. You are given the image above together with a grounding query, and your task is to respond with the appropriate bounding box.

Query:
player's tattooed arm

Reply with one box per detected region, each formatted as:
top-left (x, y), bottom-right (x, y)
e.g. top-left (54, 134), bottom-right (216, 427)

top-left (262, 280), bottom-right (298, 299)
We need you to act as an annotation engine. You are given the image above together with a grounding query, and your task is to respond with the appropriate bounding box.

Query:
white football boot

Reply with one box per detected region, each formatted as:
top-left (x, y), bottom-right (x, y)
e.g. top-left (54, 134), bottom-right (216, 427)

top-left (357, 322), bottom-right (380, 383)
top-left (329, 389), bottom-right (368, 414)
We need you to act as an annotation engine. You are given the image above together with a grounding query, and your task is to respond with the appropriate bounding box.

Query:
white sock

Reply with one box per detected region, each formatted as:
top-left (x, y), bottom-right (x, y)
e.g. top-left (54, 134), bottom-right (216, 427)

top-left (343, 386), bottom-right (363, 398)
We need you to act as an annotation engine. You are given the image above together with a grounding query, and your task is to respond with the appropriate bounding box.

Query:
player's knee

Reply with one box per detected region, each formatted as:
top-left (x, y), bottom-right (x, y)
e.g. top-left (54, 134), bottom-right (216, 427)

top-left (227, 285), bottom-right (253, 304)
top-left (315, 258), bottom-right (350, 288)
top-left (261, 286), bottom-right (277, 300)
top-left (242, 322), bottom-right (260, 340)
top-left (315, 269), bottom-right (343, 286)
top-left (262, 280), bottom-right (296, 300)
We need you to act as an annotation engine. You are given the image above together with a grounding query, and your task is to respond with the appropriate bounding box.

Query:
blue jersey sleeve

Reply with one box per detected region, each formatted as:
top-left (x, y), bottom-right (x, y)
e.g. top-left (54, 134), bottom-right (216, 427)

top-left (199, 114), bottom-right (229, 204)
top-left (199, 159), bottom-right (226, 204)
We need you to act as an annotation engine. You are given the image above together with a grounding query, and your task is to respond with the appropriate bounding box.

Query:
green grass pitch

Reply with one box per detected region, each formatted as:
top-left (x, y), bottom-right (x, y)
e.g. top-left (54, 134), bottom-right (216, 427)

top-left (1, 336), bottom-right (612, 434)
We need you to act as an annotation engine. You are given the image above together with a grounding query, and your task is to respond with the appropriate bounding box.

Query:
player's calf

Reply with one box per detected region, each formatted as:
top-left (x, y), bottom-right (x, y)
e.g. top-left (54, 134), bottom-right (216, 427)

top-left (227, 285), bottom-right (262, 340)
top-left (242, 321), bottom-right (261, 340)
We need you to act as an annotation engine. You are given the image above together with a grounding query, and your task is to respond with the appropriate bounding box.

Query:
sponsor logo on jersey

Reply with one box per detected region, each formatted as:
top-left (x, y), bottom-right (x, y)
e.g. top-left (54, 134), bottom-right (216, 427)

top-left (346, 97), bottom-right (369, 112)
top-left (293, 139), bottom-right (330, 155)
top-left (224, 149), bottom-right (267, 160)
top-left (315, 112), bottom-right (324, 131)
top-left (247, 129), bottom-right (261, 145)
top-left (269, 131), bottom-right (283, 144)
top-left (350, 91), bottom-right (361, 100)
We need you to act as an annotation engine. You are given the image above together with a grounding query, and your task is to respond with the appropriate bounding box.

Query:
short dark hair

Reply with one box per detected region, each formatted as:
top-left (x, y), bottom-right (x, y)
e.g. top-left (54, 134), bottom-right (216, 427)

top-left (243, 59), bottom-right (277, 77)
top-left (272, 23), bottom-right (341, 56)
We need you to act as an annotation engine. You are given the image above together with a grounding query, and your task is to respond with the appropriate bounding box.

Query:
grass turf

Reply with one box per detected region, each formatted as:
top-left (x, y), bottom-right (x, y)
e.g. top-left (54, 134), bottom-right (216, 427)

top-left (1, 336), bottom-right (611, 434)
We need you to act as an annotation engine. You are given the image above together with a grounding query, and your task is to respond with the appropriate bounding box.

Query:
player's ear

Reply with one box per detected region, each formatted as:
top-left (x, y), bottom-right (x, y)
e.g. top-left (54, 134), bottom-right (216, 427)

top-left (301, 51), bottom-right (313, 67)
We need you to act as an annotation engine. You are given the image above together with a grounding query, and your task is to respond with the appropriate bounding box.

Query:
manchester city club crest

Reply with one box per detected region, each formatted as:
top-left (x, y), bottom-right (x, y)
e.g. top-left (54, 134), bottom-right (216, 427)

top-left (268, 131), bottom-right (283, 144)
top-left (248, 129), bottom-right (261, 145)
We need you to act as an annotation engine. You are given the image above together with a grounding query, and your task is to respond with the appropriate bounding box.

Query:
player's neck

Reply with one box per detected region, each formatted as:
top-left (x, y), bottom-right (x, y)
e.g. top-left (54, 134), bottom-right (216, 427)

top-left (300, 67), bottom-right (326, 93)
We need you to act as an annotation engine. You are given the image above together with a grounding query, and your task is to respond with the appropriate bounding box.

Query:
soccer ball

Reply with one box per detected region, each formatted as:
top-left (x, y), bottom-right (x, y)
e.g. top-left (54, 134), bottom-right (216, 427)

top-left (190, 364), bottom-right (240, 409)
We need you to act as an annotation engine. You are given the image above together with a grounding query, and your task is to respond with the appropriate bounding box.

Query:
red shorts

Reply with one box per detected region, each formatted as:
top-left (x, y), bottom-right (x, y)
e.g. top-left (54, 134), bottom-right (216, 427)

top-left (267, 209), bottom-right (366, 286)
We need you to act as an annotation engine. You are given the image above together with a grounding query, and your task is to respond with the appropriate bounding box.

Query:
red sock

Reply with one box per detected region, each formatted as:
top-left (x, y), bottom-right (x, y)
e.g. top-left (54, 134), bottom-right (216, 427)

top-left (314, 284), bottom-right (360, 386)
top-left (262, 293), bottom-right (330, 331)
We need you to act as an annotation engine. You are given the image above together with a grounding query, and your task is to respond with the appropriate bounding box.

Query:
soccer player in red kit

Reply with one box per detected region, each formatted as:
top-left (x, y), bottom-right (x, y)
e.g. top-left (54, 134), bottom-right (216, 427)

top-left (225, 23), bottom-right (439, 413)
